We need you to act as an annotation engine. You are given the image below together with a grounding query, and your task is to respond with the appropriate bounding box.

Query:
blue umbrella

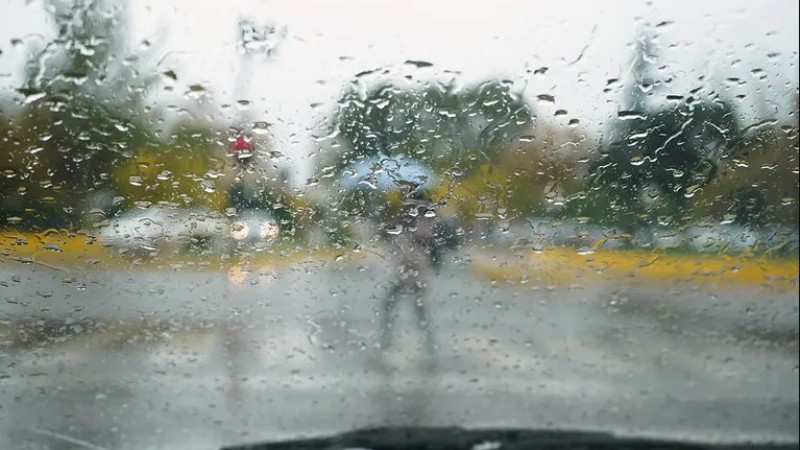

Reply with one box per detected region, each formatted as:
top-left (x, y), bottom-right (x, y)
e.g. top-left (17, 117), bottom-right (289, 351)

top-left (339, 156), bottom-right (383, 191)
top-left (340, 154), bottom-right (434, 192)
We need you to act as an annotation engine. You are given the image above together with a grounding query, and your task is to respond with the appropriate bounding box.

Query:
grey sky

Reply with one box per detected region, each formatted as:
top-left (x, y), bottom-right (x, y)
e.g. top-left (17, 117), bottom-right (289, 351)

top-left (1, 0), bottom-right (798, 181)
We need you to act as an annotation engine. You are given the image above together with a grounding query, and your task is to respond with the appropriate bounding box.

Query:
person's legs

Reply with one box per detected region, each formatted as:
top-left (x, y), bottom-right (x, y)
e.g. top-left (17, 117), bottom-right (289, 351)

top-left (379, 279), bottom-right (403, 350)
top-left (411, 282), bottom-right (435, 356)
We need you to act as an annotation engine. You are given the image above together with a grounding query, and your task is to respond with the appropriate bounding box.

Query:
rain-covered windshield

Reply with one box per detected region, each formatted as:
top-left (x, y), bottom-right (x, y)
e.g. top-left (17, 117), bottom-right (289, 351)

top-left (0, 1), bottom-right (798, 449)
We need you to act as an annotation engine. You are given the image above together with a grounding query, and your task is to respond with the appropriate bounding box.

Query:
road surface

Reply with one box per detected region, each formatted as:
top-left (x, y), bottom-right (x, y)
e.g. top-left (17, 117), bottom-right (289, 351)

top-left (0, 256), bottom-right (798, 449)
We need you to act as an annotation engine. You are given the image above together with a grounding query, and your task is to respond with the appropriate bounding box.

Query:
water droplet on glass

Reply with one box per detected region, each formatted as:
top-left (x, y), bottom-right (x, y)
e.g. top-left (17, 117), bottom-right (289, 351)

top-left (253, 121), bottom-right (270, 135)
top-left (536, 94), bottom-right (555, 104)
top-left (386, 225), bottom-right (403, 235)
top-left (186, 84), bottom-right (207, 98)
top-left (630, 156), bottom-right (646, 166)
top-left (684, 185), bottom-right (700, 198)
top-left (617, 110), bottom-right (646, 120)
top-left (21, 90), bottom-right (46, 104)
top-left (404, 60), bottom-right (433, 68)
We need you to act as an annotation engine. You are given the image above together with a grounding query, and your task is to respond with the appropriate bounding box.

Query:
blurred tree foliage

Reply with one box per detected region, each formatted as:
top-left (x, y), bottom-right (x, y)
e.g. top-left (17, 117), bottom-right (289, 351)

top-left (431, 121), bottom-right (591, 225)
top-left (584, 31), bottom-right (741, 229)
top-left (586, 96), bottom-right (740, 227)
top-left (0, 0), bottom-right (301, 231)
top-left (325, 78), bottom-right (535, 174)
top-left (321, 77), bottom-right (537, 228)
top-left (692, 118), bottom-right (799, 228)
top-left (2, 11), bottom-right (797, 243)
top-left (20, 0), bottom-right (158, 188)
top-left (1, 0), bottom-right (157, 228)
top-left (111, 119), bottom-right (228, 211)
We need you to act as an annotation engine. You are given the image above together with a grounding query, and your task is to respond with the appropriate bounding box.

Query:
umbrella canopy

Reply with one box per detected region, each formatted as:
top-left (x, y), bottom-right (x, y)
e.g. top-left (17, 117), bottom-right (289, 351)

top-left (340, 154), bottom-right (434, 193)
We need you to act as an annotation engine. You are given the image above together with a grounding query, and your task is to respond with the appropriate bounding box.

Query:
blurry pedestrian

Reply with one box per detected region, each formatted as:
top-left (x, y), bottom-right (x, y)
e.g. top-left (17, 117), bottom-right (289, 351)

top-left (377, 189), bottom-right (460, 358)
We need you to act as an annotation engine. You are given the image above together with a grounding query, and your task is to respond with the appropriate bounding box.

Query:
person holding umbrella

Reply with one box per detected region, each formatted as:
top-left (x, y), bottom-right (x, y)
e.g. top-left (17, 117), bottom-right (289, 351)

top-left (340, 155), bottom-right (460, 365)
top-left (378, 189), bottom-right (438, 358)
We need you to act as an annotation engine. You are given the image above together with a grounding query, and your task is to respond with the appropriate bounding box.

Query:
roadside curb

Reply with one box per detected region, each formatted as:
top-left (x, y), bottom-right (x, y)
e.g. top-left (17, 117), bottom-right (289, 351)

top-left (470, 248), bottom-right (799, 291)
top-left (1, 230), bottom-right (369, 272)
top-left (4, 231), bottom-right (798, 291)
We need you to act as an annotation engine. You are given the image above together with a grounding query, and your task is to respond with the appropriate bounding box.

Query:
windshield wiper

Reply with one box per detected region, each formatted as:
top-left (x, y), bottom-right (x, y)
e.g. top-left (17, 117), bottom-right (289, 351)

top-left (222, 426), bottom-right (798, 450)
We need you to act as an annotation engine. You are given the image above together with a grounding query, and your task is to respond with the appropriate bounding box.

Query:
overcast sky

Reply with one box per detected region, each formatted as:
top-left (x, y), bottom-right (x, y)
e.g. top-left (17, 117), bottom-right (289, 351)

top-left (1, 0), bottom-right (798, 181)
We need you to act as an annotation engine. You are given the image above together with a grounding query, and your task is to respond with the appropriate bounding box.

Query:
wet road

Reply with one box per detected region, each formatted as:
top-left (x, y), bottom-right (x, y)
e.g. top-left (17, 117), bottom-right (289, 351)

top-left (0, 257), bottom-right (798, 449)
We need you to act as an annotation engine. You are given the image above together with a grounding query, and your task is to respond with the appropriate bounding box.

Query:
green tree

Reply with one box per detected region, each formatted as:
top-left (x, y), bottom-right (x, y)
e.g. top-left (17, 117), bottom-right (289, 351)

top-left (11, 0), bottom-right (158, 215)
top-left (587, 31), bottom-right (740, 228)
top-left (693, 116), bottom-right (798, 228)
top-left (111, 118), bottom-right (228, 212)
top-left (0, 0), bottom-right (167, 229)
top-left (326, 78), bottom-right (535, 174)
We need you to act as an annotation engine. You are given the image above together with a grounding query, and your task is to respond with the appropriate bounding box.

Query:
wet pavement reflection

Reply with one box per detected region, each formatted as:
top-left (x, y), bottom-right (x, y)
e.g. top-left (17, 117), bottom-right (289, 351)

top-left (0, 259), bottom-right (798, 449)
